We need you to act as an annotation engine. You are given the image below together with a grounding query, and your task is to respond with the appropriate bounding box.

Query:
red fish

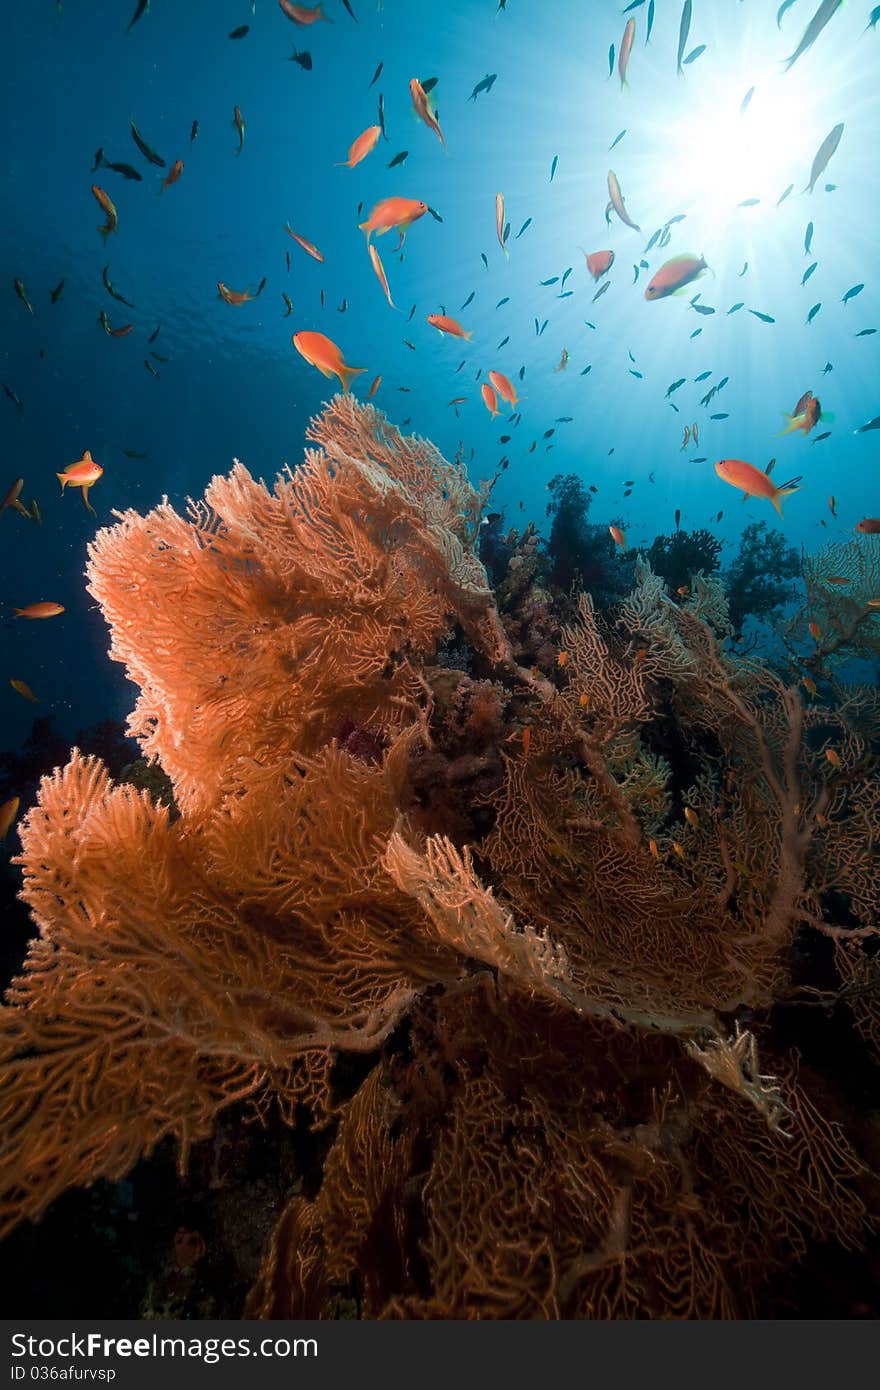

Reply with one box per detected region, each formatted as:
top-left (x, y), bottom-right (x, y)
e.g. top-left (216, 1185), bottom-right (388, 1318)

top-left (488, 370), bottom-right (520, 407)
top-left (618, 17), bottom-right (635, 87)
top-left (14, 602), bottom-right (65, 619)
top-left (160, 159), bottom-right (184, 192)
top-left (410, 77), bottom-right (445, 146)
top-left (278, 0), bottom-right (330, 22)
top-left (855, 517), bottom-right (880, 534)
top-left (780, 391), bottom-right (821, 436)
top-left (92, 185), bottom-right (118, 240)
top-left (292, 330), bottom-right (365, 392)
top-left (284, 224), bottom-right (325, 262)
top-left (645, 254), bottom-right (707, 300)
top-left (585, 249), bottom-right (614, 280)
top-left (715, 458), bottom-right (800, 517)
top-left (358, 197), bottom-right (428, 248)
top-left (336, 126), bottom-right (381, 169)
top-left (58, 449), bottom-right (103, 514)
top-left (427, 314), bottom-right (472, 340)
top-left (481, 382), bottom-right (499, 417)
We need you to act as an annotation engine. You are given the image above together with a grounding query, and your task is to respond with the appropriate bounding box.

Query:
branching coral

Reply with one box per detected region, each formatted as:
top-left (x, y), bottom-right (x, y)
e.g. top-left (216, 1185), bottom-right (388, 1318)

top-left (1, 398), bottom-right (877, 1316)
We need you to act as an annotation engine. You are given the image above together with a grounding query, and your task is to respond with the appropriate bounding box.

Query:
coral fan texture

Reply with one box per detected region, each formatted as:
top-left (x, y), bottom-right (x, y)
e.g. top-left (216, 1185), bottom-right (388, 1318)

top-left (1, 398), bottom-right (878, 1317)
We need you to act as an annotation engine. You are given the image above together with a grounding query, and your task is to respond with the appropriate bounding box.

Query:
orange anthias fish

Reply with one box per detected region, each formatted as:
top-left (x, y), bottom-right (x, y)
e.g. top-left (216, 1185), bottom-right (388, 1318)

top-left (284, 224), bottom-right (325, 262)
top-left (278, 0), bottom-right (331, 22)
top-left (358, 197), bottom-right (428, 248)
top-left (780, 391), bottom-right (821, 436)
top-left (618, 16), bottom-right (636, 88)
top-left (585, 249), bottom-right (614, 280)
top-left (481, 382), bottom-right (499, 418)
top-left (160, 159), bottom-right (184, 192)
top-left (0, 796), bottom-right (20, 842)
top-left (292, 330), bottom-right (365, 392)
top-left (10, 678), bottom-right (38, 703)
top-left (14, 602), bottom-right (65, 619)
top-left (427, 314), bottom-right (472, 340)
top-left (367, 374), bottom-right (382, 398)
top-left (645, 254), bottom-right (707, 300)
top-left (1, 477), bottom-right (24, 516)
top-left (336, 125), bottom-right (381, 169)
top-left (92, 185), bottom-right (118, 240)
top-left (609, 525), bottom-right (626, 550)
top-left (488, 369), bottom-right (520, 407)
top-left (855, 517), bottom-right (880, 534)
top-left (409, 77), bottom-right (445, 147)
top-left (495, 191), bottom-right (507, 256)
top-left (714, 458), bottom-right (801, 518)
top-left (218, 281), bottom-right (258, 305)
top-left (58, 449), bottom-right (103, 514)
top-left (368, 244), bottom-right (395, 308)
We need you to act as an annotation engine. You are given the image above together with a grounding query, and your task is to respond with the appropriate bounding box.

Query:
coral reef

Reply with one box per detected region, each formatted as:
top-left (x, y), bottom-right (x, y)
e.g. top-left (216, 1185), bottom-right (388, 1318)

top-left (724, 520), bottom-right (801, 640)
top-left (1, 397), bottom-right (878, 1318)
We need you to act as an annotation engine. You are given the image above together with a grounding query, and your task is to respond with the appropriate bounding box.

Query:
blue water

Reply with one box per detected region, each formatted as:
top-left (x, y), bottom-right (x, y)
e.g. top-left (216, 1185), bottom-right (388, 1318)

top-left (2, 0), bottom-right (878, 749)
